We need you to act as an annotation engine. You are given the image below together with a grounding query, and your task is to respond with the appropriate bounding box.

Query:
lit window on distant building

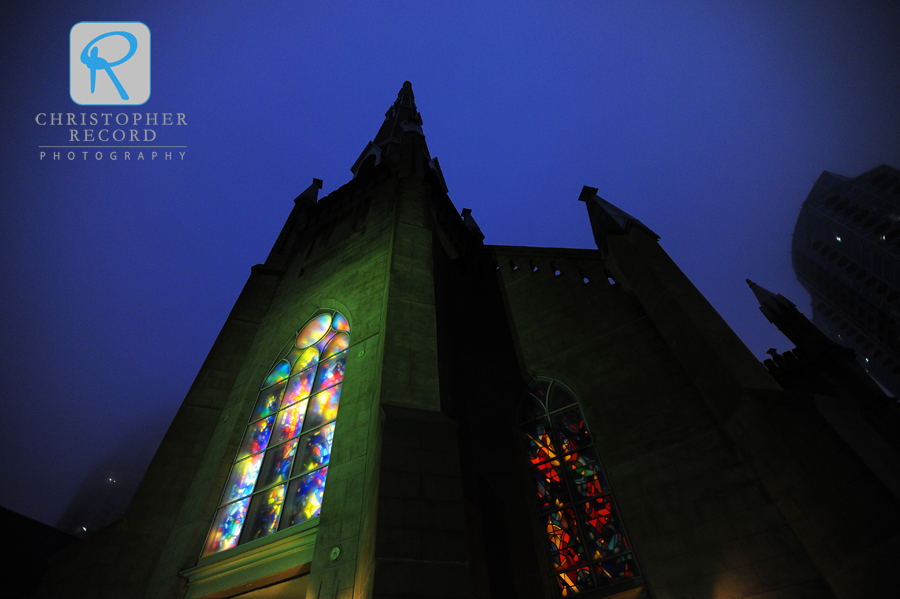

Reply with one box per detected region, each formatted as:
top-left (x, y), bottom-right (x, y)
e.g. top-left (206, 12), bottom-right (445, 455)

top-left (519, 378), bottom-right (638, 596)
top-left (201, 310), bottom-right (350, 556)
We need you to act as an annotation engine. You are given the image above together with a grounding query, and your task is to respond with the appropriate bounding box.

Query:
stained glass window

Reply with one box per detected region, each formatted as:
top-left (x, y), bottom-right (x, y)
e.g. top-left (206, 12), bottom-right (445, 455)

top-left (519, 378), bottom-right (639, 596)
top-left (202, 310), bottom-right (350, 557)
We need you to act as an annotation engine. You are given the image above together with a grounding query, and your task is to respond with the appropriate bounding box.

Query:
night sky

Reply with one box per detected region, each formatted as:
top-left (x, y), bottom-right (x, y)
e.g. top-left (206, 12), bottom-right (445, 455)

top-left (2, 1), bottom-right (899, 527)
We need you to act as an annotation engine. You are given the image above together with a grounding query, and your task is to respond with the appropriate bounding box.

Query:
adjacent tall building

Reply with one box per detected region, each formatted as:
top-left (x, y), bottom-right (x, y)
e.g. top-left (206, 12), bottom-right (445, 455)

top-left (37, 84), bottom-right (900, 599)
top-left (792, 165), bottom-right (900, 396)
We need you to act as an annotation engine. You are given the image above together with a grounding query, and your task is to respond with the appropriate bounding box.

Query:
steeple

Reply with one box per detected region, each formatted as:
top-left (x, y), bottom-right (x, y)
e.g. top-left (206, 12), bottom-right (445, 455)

top-left (747, 279), bottom-right (889, 403)
top-left (374, 81), bottom-right (424, 151)
top-left (351, 81), bottom-right (429, 178)
top-left (746, 279), bottom-right (833, 350)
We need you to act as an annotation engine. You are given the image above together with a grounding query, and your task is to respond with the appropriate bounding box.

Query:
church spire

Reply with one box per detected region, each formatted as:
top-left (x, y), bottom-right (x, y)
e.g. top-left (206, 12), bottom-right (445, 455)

top-left (351, 81), bottom-right (429, 178)
top-left (374, 81), bottom-right (424, 152)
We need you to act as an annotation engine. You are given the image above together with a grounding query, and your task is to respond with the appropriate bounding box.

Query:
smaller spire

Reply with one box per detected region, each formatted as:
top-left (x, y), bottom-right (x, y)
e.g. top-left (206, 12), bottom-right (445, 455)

top-left (746, 278), bottom-right (789, 311)
top-left (748, 280), bottom-right (888, 402)
top-left (746, 279), bottom-right (832, 349)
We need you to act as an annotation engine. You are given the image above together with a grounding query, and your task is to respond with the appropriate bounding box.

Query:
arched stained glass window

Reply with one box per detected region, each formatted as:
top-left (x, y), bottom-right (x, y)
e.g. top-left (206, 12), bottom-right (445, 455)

top-left (520, 378), bottom-right (639, 596)
top-left (201, 310), bottom-right (350, 556)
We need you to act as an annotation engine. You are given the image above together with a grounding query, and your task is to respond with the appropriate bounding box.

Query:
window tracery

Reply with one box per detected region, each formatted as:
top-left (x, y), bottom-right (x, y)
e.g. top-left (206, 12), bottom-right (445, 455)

top-left (520, 378), bottom-right (638, 596)
top-left (201, 310), bottom-right (350, 556)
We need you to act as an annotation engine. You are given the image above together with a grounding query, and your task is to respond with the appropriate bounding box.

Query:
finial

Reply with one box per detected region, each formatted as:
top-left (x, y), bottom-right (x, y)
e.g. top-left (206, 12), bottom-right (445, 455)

top-left (294, 178), bottom-right (323, 205)
top-left (396, 81), bottom-right (415, 104)
top-left (461, 208), bottom-right (485, 240)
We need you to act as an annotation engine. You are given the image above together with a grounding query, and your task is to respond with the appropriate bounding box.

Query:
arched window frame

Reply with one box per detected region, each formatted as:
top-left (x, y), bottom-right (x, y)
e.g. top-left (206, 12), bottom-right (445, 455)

top-left (201, 309), bottom-right (351, 557)
top-left (519, 377), bottom-right (640, 596)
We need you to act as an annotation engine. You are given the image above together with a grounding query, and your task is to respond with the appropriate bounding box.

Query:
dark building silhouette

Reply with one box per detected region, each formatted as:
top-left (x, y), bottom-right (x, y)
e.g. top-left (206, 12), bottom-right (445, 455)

top-left (56, 401), bottom-right (175, 538)
top-left (792, 165), bottom-right (900, 396)
top-left (56, 466), bottom-right (140, 540)
top-left (36, 84), bottom-right (900, 599)
top-left (0, 507), bottom-right (76, 599)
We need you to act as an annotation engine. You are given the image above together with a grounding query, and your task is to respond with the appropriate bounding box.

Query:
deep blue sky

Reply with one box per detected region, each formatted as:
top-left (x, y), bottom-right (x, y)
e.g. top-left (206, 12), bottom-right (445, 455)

top-left (2, 1), bottom-right (899, 527)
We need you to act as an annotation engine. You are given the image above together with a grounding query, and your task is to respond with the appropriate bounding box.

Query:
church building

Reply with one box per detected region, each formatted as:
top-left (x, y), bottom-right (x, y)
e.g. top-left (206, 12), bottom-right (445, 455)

top-left (37, 83), bottom-right (900, 599)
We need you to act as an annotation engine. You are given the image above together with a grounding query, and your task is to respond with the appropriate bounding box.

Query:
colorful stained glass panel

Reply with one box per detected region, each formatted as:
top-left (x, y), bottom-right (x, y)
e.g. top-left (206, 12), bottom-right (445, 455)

top-left (311, 354), bottom-right (345, 393)
top-left (595, 554), bottom-right (638, 585)
top-left (523, 378), bottom-right (638, 592)
top-left (280, 467), bottom-right (328, 529)
top-left (564, 449), bottom-right (609, 499)
top-left (302, 385), bottom-right (341, 432)
top-left (552, 408), bottom-right (592, 454)
top-left (332, 312), bottom-right (349, 331)
top-left (240, 484), bottom-right (287, 543)
top-left (221, 454), bottom-right (263, 504)
top-left (523, 419), bottom-right (557, 465)
top-left (251, 381), bottom-right (285, 422)
top-left (262, 360), bottom-right (291, 388)
top-left (294, 422), bottom-right (335, 476)
top-left (289, 347), bottom-right (319, 376)
top-left (237, 415), bottom-right (275, 460)
top-left (315, 330), bottom-right (336, 353)
top-left (557, 566), bottom-right (594, 597)
top-left (580, 496), bottom-right (627, 560)
top-left (296, 314), bottom-right (332, 349)
top-left (206, 311), bottom-right (350, 557)
top-left (202, 497), bottom-right (250, 556)
top-left (545, 508), bottom-right (586, 571)
top-left (281, 369), bottom-right (316, 408)
top-left (256, 438), bottom-right (298, 490)
top-left (533, 460), bottom-right (571, 512)
top-left (272, 401), bottom-right (307, 445)
top-left (322, 332), bottom-right (350, 359)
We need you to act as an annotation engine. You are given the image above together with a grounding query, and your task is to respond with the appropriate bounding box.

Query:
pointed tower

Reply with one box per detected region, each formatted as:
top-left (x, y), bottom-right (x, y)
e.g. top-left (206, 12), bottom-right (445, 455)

top-left (747, 279), bottom-right (834, 351)
top-left (37, 82), bottom-right (485, 599)
top-left (359, 81), bottom-right (424, 161)
top-left (746, 279), bottom-right (888, 403)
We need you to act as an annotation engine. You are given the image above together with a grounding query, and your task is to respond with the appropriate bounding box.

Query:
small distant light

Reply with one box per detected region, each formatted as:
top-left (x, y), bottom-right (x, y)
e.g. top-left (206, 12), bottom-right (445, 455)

top-left (882, 236), bottom-right (886, 240)
top-left (82, 526), bottom-right (87, 532)
top-left (836, 236), bottom-right (841, 242)
top-left (865, 358), bottom-right (869, 362)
